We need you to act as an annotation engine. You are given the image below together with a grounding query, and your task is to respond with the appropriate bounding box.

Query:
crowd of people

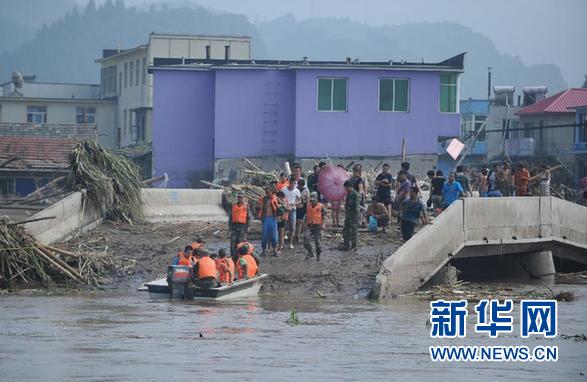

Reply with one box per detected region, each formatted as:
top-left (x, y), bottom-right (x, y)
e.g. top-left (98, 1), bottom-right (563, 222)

top-left (174, 160), bottom-right (562, 275)
top-left (171, 238), bottom-right (260, 289)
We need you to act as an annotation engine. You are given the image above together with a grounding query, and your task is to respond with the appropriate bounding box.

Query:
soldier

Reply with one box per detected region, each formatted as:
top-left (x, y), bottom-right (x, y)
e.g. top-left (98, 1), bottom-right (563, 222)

top-left (304, 192), bottom-right (326, 261)
top-left (229, 192), bottom-right (250, 257)
top-left (340, 180), bottom-right (360, 250)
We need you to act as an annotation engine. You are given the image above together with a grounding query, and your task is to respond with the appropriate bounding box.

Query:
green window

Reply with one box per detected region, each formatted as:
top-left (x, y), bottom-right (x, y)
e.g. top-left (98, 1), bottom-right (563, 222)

top-left (317, 78), bottom-right (347, 111)
top-left (440, 73), bottom-right (458, 113)
top-left (379, 78), bottom-right (409, 112)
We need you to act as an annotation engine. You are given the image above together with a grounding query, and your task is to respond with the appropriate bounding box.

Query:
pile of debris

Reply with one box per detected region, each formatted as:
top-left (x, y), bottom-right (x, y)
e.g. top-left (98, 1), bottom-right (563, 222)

top-left (0, 216), bottom-right (116, 289)
top-left (2, 141), bottom-right (145, 223)
top-left (69, 141), bottom-right (143, 223)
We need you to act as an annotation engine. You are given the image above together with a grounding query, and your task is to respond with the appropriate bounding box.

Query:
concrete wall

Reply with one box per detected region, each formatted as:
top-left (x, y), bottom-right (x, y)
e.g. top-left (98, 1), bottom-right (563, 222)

top-left (24, 191), bottom-right (102, 245)
top-left (25, 189), bottom-right (227, 244)
top-left (214, 69), bottom-right (295, 158)
top-left (294, 69), bottom-right (460, 157)
top-left (374, 196), bottom-right (587, 299)
top-left (142, 189), bottom-right (226, 223)
top-left (149, 35), bottom-right (251, 62)
top-left (152, 70), bottom-right (215, 188)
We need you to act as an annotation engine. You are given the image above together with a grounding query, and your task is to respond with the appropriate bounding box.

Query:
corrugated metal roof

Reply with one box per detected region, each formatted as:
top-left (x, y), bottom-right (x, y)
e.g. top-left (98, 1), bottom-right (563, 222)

top-left (517, 88), bottom-right (587, 115)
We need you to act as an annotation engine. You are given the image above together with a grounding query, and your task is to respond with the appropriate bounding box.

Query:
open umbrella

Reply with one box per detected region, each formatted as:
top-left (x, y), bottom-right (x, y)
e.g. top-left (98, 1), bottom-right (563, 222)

top-left (318, 165), bottom-right (350, 201)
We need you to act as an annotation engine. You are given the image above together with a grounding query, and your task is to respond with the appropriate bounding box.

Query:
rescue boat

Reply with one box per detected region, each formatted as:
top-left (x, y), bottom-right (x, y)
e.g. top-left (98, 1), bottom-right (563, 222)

top-left (139, 265), bottom-right (267, 300)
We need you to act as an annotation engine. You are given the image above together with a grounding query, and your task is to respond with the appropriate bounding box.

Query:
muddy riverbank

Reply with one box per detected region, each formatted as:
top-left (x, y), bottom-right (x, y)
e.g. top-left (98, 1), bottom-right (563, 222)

top-left (61, 220), bottom-right (404, 297)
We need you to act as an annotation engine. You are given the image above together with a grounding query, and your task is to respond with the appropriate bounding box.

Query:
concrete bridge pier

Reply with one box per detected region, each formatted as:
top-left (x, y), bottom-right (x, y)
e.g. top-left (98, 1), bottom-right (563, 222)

top-left (520, 250), bottom-right (556, 282)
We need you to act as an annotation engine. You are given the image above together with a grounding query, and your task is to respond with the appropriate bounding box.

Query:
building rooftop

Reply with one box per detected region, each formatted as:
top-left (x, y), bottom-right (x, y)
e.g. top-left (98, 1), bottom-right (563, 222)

top-left (96, 45), bottom-right (149, 62)
top-left (0, 80), bottom-right (102, 100)
top-left (0, 122), bottom-right (96, 171)
top-left (150, 52), bottom-right (466, 72)
top-left (516, 88), bottom-right (587, 116)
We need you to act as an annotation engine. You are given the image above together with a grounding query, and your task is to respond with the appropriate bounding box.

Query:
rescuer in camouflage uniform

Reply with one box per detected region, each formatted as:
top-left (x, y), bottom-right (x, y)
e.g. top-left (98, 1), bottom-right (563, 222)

top-left (341, 180), bottom-right (360, 250)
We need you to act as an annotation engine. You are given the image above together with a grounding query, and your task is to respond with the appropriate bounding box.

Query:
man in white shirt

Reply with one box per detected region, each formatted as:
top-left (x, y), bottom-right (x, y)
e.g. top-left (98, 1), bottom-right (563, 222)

top-left (282, 177), bottom-right (301, 249)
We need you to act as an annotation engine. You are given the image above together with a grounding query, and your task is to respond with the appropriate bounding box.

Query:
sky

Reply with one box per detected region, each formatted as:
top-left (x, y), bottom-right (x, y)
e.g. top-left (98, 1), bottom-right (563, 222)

top-left (76, 0), bottom-right (586, 87)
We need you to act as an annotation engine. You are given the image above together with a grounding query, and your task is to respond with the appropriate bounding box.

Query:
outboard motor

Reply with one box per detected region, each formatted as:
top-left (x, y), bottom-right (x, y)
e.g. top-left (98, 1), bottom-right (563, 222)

top-left (167, 265), bottom-right (193, 300)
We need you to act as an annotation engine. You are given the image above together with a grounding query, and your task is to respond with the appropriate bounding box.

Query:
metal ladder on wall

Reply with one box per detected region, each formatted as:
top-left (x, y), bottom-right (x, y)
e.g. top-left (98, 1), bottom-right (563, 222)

top-left (262, 80), bottom-right (279, 156)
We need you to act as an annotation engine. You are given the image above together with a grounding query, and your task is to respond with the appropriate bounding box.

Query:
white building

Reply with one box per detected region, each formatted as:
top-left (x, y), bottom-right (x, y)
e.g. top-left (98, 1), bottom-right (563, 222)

top-left (96, 33), bottom-right (251, 147)
top-left (0, 77), bottom-right (116, 148)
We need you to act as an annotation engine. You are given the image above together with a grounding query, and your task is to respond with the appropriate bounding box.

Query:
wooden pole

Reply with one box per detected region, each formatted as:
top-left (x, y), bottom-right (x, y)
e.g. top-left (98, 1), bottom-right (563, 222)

top-left (401, 138), bottom-right (407, 163)
top-left (32, 247), bottom-right (84, 284)
top-left (7, 216), bottom-right (56, 226)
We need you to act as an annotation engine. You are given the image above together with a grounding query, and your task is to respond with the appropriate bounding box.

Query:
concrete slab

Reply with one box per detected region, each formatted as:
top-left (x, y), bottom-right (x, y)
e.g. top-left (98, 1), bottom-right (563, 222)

top-left (24, 191), bottom-right (102, 245)
top-left (141, 189), bottom-right (227, 223)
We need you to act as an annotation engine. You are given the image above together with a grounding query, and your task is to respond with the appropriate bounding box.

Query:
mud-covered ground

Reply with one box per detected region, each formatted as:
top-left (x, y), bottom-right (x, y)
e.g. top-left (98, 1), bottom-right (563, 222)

top-left (63, 220), bottom-right (405, 297)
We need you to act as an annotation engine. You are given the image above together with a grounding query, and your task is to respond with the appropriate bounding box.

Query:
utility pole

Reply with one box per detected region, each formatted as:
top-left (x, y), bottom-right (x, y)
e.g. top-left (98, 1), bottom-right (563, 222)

top-left (487, 67), bottom-right (492, 99)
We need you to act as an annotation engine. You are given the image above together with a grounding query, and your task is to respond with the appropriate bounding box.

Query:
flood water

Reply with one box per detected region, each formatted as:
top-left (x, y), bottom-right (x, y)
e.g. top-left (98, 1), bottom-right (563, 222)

top-left (1, 285), bottom-right (586, 381)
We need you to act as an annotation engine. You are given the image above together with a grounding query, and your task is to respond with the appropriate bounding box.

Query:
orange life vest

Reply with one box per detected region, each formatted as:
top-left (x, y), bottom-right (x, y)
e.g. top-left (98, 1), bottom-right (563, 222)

top-left (237, 241), bottom-right (255, 255)
top-left (306, 202), bottom-right (324, 225)
top-left (215, 258), bottom-right (232, 284)
top-left (231, 203), bottom-right (248, 224)
top-left (226, 258), bottom-right (235, 281)
top-left (237, 254), bottom-right (258, 279)
top-left (177, 252), bottom-right (192, 266)
top-left (257, 195), bottom-right (279, 218)
top-left (277, 180), bottom-right (289, 190)
top-left (197, 256), bottom-right (218, 280)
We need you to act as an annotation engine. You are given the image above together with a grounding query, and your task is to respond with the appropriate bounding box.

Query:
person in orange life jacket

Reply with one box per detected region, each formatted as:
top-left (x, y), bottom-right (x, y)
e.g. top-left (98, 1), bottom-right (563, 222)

top-left (192, 250), bottom-right (219, 289)
top-left (218, 248), bottom-right (235, 284)
top-left (215, 249), bottom-right (234, 284)
top-left (303, 192), bottom-right (327, 261)
top-left (236, 245), bottom-right (260, 280)
top-left (277, 172), bottom-right (289, 191)
top-left (234, 242), bottom-right (258, 269)
top-left (173, 245), bottom-right (194, 266)
top-left (229, 193), bottom-right (251, 257)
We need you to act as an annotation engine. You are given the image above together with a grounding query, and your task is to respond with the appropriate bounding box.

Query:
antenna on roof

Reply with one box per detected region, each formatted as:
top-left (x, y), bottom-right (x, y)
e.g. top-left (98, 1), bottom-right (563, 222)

top-left (117, 42), bottom-right (121, 53)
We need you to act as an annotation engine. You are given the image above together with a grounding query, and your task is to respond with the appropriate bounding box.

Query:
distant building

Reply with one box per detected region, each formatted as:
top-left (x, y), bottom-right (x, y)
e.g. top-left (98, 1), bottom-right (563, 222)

top-left (0, 75), bottom-right (116, 148)
top-left (96, 33), bottom-right (252, 148)
top-left (0, 123), bottom-right (96, 196)
top-left (516, 88), bottom-right (587, 183)
top-left (458, 99), bottom-right (489, 162)
top-left (572, 104), bottom-right (587, 181)
top-left (150, 54), bottom-right (465, 187)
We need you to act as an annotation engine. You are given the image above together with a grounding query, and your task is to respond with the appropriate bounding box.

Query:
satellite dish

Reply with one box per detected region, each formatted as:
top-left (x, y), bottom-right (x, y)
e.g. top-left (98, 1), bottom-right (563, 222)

top-left (12, 71), bottom-right (24, 89)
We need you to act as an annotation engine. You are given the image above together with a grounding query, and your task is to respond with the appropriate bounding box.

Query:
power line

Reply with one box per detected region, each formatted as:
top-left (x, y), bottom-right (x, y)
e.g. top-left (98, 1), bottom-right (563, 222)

top-left (484, 122), bottom-right (586, 134)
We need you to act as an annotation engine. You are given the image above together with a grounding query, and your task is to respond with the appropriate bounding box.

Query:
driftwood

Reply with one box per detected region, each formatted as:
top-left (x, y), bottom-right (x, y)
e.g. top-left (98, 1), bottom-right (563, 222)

top-left (7, 216), bottom-right (56, 226)
top-left (32, 246), bottom-right (85, 285)
top-left (241, 158), bottom-right (263, 172)
top-left (528, 165), bottom-right (561, 183)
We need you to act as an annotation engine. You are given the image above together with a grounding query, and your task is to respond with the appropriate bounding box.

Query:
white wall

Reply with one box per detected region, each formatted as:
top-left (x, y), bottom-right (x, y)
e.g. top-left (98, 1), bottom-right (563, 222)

top-left (0, 98), bottom-right (116, 148)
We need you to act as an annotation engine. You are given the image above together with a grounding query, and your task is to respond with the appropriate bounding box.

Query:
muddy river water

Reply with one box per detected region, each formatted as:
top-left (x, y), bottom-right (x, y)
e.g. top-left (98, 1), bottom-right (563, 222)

top-left (1, 285), bottom-right (586, 381)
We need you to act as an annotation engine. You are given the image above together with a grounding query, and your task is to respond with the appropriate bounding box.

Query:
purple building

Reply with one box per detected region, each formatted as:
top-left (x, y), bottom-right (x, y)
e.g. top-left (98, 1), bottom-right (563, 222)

top-left (151, 54), bottom-right (464, 187)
